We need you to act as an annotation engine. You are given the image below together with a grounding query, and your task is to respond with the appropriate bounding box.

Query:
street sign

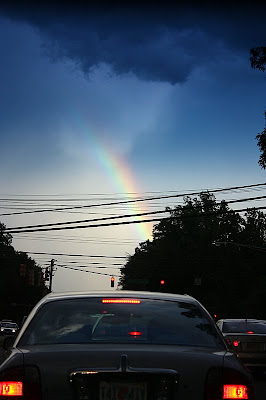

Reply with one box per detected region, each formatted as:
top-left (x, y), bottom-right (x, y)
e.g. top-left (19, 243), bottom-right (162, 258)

top-left (194, 278), bottom-right (201, 286)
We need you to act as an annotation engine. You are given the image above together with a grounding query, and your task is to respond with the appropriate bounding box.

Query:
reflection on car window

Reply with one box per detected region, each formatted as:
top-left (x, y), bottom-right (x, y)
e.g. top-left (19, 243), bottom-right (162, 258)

top-left (19, 298), bottom-right (224, 348)
top-left (223, 321), bottom-right (266, 334)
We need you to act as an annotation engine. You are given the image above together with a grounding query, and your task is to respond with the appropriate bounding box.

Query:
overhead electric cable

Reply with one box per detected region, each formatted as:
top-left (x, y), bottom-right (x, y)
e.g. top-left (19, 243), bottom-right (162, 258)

top-left (1, 182), bottom-right (265, 216)
top-left (56, 264), bottom-right (120, 277)
top-left (5, 205), bottom-right (266, 234)
top-left (10, 251), bottom-right (127, 258)
top-left (6, 194), bottom-right (266, 232)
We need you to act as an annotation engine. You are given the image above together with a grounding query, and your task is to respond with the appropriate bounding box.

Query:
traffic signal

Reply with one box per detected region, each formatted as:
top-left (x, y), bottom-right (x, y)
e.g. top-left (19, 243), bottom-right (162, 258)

top-left (37, 270), bottom-right (44, 286)
top-left (20, 264), bottom-right (26, 278)
top-left (28, 270), bottom-right (35, 286)
top-left (111, 276), bottom-right (115, 288)
top-left (160, 279), bottom-right (165, 290)
top-left (45, 268), bottom-right (50, 281)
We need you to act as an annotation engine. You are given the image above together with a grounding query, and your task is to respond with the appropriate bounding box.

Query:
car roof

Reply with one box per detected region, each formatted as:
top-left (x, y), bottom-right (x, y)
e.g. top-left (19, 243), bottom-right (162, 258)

top-left (217, 319), bottom-right (266, 323)
top-left (42, 290), bottom-right (195, 304)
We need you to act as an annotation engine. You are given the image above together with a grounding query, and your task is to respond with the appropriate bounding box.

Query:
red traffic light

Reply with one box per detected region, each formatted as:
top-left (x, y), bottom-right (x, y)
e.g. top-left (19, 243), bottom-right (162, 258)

top-left (160, 280), bottom-right (165, 285)
top-left (111, 276), bottom-right (115, 287)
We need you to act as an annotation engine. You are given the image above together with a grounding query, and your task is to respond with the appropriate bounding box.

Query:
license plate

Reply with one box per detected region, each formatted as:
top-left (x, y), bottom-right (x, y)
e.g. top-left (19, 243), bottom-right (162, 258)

top-left (246, 342), bottom-right (264, 351)
top-left (99, 381), bottom-right (147, 400)
top-left (247, 343), bottom-right (259, 349)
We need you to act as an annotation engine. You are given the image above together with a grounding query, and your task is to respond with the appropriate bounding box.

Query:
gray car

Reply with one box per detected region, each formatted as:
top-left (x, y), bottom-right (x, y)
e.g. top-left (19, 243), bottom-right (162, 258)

top-left (217, 318), bottom-right (266, 371)
top-left (0, 291), bottom-right (254, 399)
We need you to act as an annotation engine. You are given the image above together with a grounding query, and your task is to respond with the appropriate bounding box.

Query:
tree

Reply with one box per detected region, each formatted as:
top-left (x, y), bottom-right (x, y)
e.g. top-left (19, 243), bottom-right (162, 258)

top-left (0, 222), bottom-right (47, 324)
top-left (250, 47), bottom-right (266, 168)
top-left (119, 193), bottom-right (266, 318)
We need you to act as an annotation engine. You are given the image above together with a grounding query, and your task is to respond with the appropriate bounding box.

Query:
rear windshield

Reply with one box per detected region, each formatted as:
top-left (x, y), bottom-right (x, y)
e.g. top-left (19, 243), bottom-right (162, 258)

top-left (1, 323), bottom-right (17, 328)
top-left (223, 321), bottom-right (266, 334)
top-left (18, 297), bottom-right (224, 348)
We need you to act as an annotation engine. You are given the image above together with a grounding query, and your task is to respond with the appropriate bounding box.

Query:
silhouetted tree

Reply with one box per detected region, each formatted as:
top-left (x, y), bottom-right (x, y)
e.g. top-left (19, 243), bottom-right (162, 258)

top-left (119, 193), bottom-right (266, 319)
top-left (0, 222), bottom-right (46, 324)
top-left (250, 47), bottom-right (266, 168)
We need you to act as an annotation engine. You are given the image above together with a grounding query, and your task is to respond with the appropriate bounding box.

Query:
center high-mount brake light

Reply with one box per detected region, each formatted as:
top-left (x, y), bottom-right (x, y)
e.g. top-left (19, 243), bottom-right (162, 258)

top-left (129, 331), bottom-right (142, 336)
top-left (0, 381), bottom-right (23, 396)
top-left (102, 299), bottom-right (141, 304)
top-left (246, 331), bottom-right (254, 334)
top-left (223, 384), bottom-right (248, 399)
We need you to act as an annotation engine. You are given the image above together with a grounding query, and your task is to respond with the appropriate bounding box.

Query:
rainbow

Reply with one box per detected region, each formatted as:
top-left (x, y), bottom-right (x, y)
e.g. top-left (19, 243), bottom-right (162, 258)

top-left (68, 113), bottom-right (152, 241)
top-left (91, 134), bottom-right (152, 241)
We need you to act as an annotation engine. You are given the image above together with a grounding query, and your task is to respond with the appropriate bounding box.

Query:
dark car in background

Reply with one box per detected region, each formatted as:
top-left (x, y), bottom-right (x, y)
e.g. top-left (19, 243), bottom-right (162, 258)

top-left (217, 319), bottom-right (266, 371)
top-left (0, 321), bottom-right (18, 336)
top-left (0, 291), bottom-right (254, 399)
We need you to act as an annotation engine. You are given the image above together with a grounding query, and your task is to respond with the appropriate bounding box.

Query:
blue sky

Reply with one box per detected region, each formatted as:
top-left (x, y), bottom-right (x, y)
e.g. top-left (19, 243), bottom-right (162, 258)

top-left (0, 2), bottom-right (265, 292)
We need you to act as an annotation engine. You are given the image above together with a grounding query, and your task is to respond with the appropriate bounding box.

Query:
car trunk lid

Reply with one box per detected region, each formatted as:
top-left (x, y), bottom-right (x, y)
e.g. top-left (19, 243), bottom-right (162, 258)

top-left (21, 344), bottom-right (226, 400)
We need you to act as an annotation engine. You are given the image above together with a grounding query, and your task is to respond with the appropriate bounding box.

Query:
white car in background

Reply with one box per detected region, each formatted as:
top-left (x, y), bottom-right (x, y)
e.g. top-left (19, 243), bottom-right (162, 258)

top-left (217, 318), bottom-right (266, 371)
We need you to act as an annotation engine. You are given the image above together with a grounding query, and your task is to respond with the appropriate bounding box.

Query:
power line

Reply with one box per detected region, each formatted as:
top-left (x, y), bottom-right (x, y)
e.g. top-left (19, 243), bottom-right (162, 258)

top-left (56, 264), bottom-right (120, 277)
top-left (2, 186), bottom-right (259, 199)
top-left (5, 205), bottom-right (266, 234)
top-left (12, 251), bottom-right (128, 258)
top-left (1, 182), bottom-right (265, 216)
top-left (6, 194), bottom-right (266, 233)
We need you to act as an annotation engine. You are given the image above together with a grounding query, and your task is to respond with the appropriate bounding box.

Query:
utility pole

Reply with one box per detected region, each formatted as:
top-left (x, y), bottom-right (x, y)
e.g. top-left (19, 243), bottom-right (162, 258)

top-left (49, 259), bottom-right (55, 293)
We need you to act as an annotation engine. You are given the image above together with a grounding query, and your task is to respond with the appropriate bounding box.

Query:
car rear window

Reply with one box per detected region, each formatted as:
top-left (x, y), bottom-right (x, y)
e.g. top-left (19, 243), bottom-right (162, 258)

top-left (18, 297), bottom-right (224, 348)
top-left (223, 321), bottom-right (266, 334)
top-left (1, 323), bottom-right (17, 328)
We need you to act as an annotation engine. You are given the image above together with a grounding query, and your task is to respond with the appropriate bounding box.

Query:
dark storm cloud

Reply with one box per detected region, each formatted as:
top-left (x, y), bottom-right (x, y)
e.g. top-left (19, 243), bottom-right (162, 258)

top-left (0, 2), bottom-right (265, 84)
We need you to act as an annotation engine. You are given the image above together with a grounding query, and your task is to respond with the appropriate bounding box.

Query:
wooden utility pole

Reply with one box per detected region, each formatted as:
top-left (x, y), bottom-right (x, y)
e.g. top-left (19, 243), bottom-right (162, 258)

top-left (49, 259), bottom-right (55, 293)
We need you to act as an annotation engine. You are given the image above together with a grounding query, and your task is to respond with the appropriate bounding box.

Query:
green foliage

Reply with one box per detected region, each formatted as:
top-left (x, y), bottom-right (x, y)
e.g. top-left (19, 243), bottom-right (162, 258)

top-left (256, 111), bottom-right (266, 169)
top-left (250, 47), bottom-right (266, 169)
top-left (119, 193), bottom-right (266, 318)
top-left (250, 47), bottom-right (266, 72)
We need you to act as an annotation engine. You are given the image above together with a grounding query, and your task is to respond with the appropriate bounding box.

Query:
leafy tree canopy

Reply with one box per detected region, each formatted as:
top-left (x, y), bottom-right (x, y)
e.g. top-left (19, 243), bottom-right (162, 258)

top-left (250, 47), bottom-right (266, 168)
top-left (0, 222), bottom-right (46, 324)
top-left (119, 193), bottom-right (266, 319)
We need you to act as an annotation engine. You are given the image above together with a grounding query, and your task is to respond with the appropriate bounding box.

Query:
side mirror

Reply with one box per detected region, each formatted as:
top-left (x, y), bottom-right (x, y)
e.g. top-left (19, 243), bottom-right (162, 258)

top-left (3, 336), bottom-right (15, 351)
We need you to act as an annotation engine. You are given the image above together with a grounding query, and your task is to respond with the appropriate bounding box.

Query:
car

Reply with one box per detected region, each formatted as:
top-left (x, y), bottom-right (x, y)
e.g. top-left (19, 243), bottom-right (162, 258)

top-left (0, 321), bottom-right (18, 336)
top-left (0, 291), bottom-right (254, 399)
top-left (216, 318), bottom-right (266, 371)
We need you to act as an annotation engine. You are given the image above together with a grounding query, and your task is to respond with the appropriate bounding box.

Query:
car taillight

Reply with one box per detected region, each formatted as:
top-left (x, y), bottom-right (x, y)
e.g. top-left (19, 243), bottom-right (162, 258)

top-left (233, 341), bottom-right (240, 347)
top-left (0, 381), bottom-right (22, 396)
top-left (205, 368), bottom-right (253, 400)
top-left (223, 385), bottom-right (248, 399)
top-left (0, 366), bottom-right (41, 400)
top-left (128, 331), bottom-right (142, 336)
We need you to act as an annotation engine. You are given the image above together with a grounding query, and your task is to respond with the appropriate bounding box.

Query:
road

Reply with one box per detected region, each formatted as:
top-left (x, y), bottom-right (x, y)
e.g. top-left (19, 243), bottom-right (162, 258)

top-left (0, 338), bottom-right (266, 398)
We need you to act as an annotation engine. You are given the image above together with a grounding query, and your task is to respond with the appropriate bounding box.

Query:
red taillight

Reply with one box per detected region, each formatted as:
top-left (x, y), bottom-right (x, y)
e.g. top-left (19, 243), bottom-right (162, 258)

top-left (246, 331), bottom-right (254, 334)
top-left (233, 341), bottom-right (240, 347)
top-left (223, 384), bottom-right (248, 399)
top-left (0, 366), bottom-right (41, 400)
top-left (102, 299), bottom-right (140, 304)
top-left (205, 368), bottom-right (252, 400)
top-left (0, 381), bottom-right (23, 396)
